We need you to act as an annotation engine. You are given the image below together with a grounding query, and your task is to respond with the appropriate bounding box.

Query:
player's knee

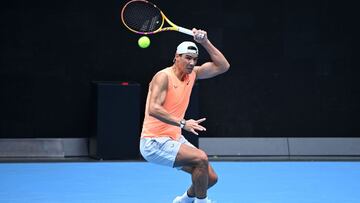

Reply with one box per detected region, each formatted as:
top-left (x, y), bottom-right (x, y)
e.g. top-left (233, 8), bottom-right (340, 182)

top-left (196, 150), bottom-right (209, 167)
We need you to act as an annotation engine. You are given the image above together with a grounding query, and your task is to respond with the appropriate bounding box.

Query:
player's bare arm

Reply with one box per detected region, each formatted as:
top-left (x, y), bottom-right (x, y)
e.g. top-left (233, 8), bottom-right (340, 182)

top-left (192, 29), bottom-right (230, 79)
top-left (148, 72), bottom-right (180, 126)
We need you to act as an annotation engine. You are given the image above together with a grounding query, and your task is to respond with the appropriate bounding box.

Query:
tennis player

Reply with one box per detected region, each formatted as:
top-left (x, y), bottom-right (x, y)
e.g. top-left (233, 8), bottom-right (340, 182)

top-left (140, 28), bottom-right (230, 203)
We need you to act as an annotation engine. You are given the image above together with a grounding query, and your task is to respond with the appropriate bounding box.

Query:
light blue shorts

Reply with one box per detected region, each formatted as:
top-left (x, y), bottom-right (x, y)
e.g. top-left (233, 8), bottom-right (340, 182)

top-left (139, 135), bottom-right (195, 168)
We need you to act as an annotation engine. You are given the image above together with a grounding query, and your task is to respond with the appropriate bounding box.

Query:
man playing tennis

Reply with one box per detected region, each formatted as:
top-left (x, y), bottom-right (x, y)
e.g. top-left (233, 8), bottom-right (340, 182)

top-left (140, 28), bottom-right (230, 203)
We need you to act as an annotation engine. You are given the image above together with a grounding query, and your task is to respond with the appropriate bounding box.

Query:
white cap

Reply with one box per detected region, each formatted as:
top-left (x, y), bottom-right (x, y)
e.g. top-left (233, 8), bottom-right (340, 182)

top-left (176, 41), bottom-right (198, 55)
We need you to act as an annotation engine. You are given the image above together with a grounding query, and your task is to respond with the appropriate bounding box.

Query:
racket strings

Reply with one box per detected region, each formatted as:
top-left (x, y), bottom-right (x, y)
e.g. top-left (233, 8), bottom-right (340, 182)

top-left (122, 1), bottom-right (162, 33)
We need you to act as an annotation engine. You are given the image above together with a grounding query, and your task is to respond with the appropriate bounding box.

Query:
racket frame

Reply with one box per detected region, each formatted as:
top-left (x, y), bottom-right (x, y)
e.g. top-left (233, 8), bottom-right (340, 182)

top-left (121, 0), bottom-right (194, 36)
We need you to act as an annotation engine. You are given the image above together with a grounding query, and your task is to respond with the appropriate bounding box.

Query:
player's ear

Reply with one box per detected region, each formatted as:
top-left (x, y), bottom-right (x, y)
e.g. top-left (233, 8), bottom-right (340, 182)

top-left (173, 54), bottom-right (179, 63)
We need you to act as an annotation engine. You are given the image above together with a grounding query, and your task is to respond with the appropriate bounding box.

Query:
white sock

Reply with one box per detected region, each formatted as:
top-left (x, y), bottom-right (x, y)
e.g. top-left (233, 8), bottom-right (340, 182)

top-left (194, 197), bottom-right (208, 203)
top-left (179, 191), bottom-right (195, 203)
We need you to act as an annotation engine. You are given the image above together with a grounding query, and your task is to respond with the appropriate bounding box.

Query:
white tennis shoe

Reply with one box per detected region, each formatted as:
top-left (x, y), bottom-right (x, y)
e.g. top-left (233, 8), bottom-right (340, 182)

top-left (172, 196), bottom-right (183, 203)
top-left (173, 196), bottom-right (216, 203)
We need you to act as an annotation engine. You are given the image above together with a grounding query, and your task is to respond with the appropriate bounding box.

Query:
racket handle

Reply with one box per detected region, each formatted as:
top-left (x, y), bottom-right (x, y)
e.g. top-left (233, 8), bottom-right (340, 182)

top-left (178, 27), bottom-right (194, 36)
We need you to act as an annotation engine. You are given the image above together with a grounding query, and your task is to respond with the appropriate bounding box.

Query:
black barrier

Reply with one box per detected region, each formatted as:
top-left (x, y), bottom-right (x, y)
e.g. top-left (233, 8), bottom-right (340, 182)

top-left (90, 82), bottom-right (140, 160)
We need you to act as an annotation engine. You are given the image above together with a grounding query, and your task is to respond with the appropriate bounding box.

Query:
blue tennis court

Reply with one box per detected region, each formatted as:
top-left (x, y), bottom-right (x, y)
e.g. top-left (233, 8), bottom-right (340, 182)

top-left (1, 161), bottom-right (359, 203)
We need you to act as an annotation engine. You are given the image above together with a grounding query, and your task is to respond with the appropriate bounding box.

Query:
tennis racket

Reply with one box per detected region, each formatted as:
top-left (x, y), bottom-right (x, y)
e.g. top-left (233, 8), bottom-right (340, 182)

top-left (121, 0), bottom-right (194, 36)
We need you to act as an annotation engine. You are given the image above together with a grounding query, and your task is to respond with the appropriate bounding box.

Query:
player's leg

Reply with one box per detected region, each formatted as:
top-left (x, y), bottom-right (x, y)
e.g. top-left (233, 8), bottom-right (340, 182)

top-left (173, 143), bottom-right (210, 199)
top-left (181, 163), bottom-right (218, 197)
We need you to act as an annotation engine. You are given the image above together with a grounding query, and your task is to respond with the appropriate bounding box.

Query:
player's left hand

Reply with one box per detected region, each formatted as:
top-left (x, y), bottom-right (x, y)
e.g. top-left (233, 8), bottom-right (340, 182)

top-left (183, 118), bottom-right (207, 135)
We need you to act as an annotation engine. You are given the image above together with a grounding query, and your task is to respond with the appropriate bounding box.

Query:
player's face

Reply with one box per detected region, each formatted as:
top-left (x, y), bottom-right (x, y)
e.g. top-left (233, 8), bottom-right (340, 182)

top-left (178, 54), bottom-right (198, 74)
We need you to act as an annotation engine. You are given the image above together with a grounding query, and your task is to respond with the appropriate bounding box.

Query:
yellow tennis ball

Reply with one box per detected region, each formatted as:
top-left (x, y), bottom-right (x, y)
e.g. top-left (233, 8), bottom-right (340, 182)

top-left (138, 36), bottom-right (150, 48)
